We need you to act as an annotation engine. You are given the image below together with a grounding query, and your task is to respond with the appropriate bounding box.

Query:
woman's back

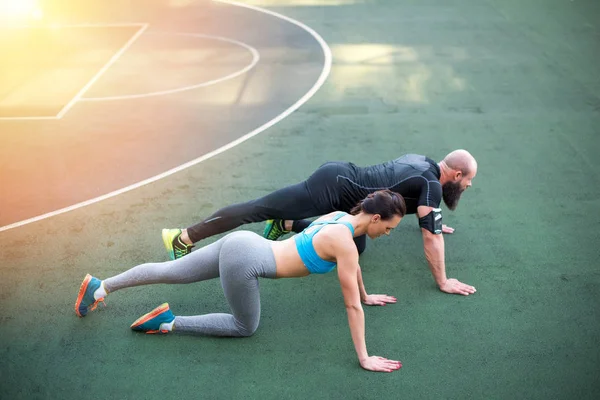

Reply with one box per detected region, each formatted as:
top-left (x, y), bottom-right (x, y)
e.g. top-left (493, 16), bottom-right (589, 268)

top-left (271, 212), bottom-right (356, 278)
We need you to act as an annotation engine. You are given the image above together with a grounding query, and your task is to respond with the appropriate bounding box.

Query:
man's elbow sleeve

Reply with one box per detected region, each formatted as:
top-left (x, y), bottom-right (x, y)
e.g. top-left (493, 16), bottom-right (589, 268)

top-left (418, 208), bottom-right (443, 234)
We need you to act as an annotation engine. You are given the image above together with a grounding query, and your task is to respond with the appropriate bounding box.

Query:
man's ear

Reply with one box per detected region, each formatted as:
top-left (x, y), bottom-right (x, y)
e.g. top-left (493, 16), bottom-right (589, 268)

top-left (454, 170), bottom-right (463, 180)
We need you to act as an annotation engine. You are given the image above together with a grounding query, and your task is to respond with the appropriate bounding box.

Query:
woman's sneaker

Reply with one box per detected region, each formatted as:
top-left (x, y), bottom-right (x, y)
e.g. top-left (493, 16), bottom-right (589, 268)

top-left (130, 303), bottom-right (175, 334)
top-left (75, 274), bottom-right (105, 317)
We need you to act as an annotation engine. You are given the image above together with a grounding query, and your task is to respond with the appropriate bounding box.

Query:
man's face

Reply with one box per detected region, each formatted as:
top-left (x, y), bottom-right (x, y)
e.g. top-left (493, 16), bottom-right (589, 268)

top-left (442, 170), bottom-right (476, 211)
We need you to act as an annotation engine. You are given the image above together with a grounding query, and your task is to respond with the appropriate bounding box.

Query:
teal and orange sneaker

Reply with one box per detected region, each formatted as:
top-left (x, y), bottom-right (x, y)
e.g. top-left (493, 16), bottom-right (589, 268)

top-left (75, 274), bottom-right (105, 317)
top-left (162, 229), bottom-right (194, 260)
top-left (263, 219), bottom-right (290, 241)
top-left (130, 303), bottom-right (175, 334)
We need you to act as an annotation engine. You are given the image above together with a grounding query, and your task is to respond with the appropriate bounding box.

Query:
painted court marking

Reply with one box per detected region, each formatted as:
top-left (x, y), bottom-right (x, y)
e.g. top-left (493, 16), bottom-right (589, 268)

top-left (0, 23), bottom-right (149, 121)
top-left (0, 0), bottom-right (332, 233)
top-left (56, 23), bottom-right (149, 118)
top-left (0, 27), bottom-right (259, 114)
top-left (81, 32), bottom-right (260, 101)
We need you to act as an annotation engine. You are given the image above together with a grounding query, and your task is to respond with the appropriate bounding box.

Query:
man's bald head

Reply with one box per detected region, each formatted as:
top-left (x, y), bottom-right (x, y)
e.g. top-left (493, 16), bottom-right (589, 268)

top-left (439, 149), bottom-right (477, 210)
top-left (442, 149), bottom-right (477, 176)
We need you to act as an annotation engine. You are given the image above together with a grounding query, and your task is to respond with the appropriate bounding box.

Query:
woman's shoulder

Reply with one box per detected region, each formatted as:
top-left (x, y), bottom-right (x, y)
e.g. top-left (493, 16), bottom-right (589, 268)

top-left (315, 211), bottom-right (348, 222)
top-left (316, 218), bottom-right (355, 245)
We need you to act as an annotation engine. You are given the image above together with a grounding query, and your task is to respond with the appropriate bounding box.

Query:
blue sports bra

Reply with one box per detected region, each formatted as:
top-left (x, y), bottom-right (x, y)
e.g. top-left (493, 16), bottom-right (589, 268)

top-left (294, 213), bottom-right (355, 274)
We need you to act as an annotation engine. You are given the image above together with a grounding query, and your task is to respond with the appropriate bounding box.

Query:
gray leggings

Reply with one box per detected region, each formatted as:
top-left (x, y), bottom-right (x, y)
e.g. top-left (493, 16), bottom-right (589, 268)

top-left (104, 231), bottom-right (277, 337)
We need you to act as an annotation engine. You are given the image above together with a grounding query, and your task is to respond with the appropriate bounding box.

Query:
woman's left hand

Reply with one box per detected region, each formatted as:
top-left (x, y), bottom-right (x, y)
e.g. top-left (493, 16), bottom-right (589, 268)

top-left (362, 294), bottom-right (397, 306)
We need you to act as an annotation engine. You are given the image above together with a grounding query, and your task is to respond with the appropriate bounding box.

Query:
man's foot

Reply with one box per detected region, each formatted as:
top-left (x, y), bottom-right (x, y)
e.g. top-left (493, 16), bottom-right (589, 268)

top-left (263, 219), bottom-right (290, 241)
top-left (162, 229), bottom-right (194, 260)
top-left (130, 303), bottom-right (175, 334)
top-left (75, 274), bottom-right (105, 317)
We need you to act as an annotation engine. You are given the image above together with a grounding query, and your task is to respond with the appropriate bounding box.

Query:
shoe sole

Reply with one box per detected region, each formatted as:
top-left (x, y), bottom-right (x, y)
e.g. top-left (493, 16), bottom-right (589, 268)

top-left (74, 274), bottom-right (93, 317)
top-left (162, 229), bottom-right (178, 261)
top-left (130, 303), bottom-right (170, 331)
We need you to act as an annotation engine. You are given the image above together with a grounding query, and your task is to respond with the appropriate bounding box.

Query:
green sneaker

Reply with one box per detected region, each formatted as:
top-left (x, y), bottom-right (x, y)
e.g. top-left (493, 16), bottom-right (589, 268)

top-left (162, 229), bottom-right (194, 260)
top-left (263, 219), bottom-right (290, 241)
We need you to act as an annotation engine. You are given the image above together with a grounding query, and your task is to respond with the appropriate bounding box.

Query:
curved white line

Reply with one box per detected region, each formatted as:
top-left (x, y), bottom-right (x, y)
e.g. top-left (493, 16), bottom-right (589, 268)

top-left (0, 0), bottom-right (332, 233)
top-left (81, 32), bottom-right (260, 101)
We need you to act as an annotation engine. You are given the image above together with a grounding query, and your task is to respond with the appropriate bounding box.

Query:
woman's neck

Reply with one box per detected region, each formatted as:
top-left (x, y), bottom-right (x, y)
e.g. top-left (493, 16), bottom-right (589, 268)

top-left (344, 213), bottom-right (371, 237)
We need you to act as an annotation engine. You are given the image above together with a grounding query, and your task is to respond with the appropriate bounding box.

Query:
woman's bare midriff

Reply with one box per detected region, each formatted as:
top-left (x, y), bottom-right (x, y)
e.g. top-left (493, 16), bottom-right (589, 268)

top-left (270, 239), bottom-right (311, 278)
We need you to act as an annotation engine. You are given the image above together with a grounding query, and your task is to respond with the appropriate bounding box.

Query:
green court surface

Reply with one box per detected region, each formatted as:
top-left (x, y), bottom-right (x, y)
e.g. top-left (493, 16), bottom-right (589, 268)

top-left (1, 0), bottom-right (599, 399)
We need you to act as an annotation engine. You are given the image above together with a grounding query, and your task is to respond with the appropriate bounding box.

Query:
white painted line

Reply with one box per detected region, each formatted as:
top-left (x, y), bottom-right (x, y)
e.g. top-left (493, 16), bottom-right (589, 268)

top-left (81, 32), bottom-right (260, 101)
top-left (0, 0), bottom-right (332, 233)
top-left (55, 23), bottom-right (149, 118)
top-left (0, 23), bottom-right (148, 120)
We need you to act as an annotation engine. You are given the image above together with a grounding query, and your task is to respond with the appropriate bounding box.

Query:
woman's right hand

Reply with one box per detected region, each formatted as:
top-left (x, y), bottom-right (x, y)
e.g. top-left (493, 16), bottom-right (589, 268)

top-left (360, 356), bottom-right (402, 372)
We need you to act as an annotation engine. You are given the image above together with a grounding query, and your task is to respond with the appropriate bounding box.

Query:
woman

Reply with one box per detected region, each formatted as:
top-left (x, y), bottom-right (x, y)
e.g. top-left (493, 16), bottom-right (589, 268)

top-left (75, 190), bottom-right (406, 373)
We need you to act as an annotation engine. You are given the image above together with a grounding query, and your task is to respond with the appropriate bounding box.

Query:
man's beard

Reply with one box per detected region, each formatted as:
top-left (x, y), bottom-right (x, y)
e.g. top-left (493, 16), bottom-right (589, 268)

top-left (442, 181), bottom-right (464, 211)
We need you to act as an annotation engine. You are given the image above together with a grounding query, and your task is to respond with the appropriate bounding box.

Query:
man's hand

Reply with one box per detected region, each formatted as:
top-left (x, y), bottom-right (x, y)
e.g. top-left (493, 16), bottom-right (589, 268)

top-left (362, 294), bottom-right (397, 306)
top-left (442, 224), bottom-right (454, 234)
top-left (439, 278), bottom-right (476, 295)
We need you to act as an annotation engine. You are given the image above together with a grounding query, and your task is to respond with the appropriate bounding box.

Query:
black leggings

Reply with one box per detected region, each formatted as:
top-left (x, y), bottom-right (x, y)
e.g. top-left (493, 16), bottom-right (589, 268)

top-left (186, 162), bottom-right (367, 254)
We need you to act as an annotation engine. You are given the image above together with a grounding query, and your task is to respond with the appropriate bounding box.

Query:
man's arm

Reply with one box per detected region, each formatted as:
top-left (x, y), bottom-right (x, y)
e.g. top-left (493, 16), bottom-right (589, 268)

top-left (421, 225), bottom-right (447, 286)
top-left (415, 214), bottom-right (454, 234)
top-left (417, 206), bottom-right (476, 295)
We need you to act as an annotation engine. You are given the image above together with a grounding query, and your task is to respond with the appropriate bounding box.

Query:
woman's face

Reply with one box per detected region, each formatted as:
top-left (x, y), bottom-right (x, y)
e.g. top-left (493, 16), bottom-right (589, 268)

top-left (367, 214), bottom-right (402, 239)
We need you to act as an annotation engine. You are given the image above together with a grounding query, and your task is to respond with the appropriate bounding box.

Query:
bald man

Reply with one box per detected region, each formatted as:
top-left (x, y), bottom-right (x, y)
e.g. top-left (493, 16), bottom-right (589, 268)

top-left (162, 151), bottom-right (477, 296)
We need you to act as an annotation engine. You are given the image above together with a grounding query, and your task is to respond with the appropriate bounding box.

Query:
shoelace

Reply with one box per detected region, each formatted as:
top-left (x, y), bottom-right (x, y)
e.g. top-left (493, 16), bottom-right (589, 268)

top-left (174, 246), bottom-right (191, 258)
top-left (268, 221), bottom-right (289, 239)
top-left (89, 298), bottom-right (106, 312)
top-left (173, 236), bottom-right (192, 259)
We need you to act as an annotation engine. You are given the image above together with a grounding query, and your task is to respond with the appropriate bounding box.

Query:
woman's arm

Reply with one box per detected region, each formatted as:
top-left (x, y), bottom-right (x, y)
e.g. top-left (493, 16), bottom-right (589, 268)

top-left (334, 234), bottom-right (401, 373)
top-left (356, 266), bottom-right (368, 302)
top-left (337, 245), bottom-right (368, 362)
top-left (357, 266), bottom-right (398, 306)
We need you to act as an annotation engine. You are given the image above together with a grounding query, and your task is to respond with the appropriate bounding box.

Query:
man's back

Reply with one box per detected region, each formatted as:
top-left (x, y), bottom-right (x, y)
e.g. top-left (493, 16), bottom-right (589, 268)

top-left (338, 154), bottom-right (442, 214)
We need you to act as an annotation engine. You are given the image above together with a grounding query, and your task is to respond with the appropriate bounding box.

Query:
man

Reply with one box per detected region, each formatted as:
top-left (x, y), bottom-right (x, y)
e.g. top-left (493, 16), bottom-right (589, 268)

top-left (162, 150), bottom-right (477, 296)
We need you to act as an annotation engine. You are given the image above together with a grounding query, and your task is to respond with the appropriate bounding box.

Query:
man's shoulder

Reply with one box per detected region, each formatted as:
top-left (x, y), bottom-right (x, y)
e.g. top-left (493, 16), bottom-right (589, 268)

top-left (390, 154), bottom-right (439, 178)
top-left (392, 154), bottom-right (432, 168)
top-left (392, 153), bottom-right (425, 162)
top-left (422, 169), bottom-right (441, 182)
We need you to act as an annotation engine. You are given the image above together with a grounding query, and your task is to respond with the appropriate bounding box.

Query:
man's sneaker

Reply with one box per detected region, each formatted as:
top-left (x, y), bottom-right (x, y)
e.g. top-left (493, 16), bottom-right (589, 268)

top-left (263, 219), bottom-right (290, 241)
top-left (75, 274), bottom-right (105, 317)
top-left (130, 303), bottom-right (175, 334)
top-left (162, 229), bottom-right (194, 260)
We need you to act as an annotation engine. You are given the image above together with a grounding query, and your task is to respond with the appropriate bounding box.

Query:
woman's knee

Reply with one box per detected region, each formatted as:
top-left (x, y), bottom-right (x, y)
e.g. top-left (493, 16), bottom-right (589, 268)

top-left (235, 319), bottom-right (259, 337)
